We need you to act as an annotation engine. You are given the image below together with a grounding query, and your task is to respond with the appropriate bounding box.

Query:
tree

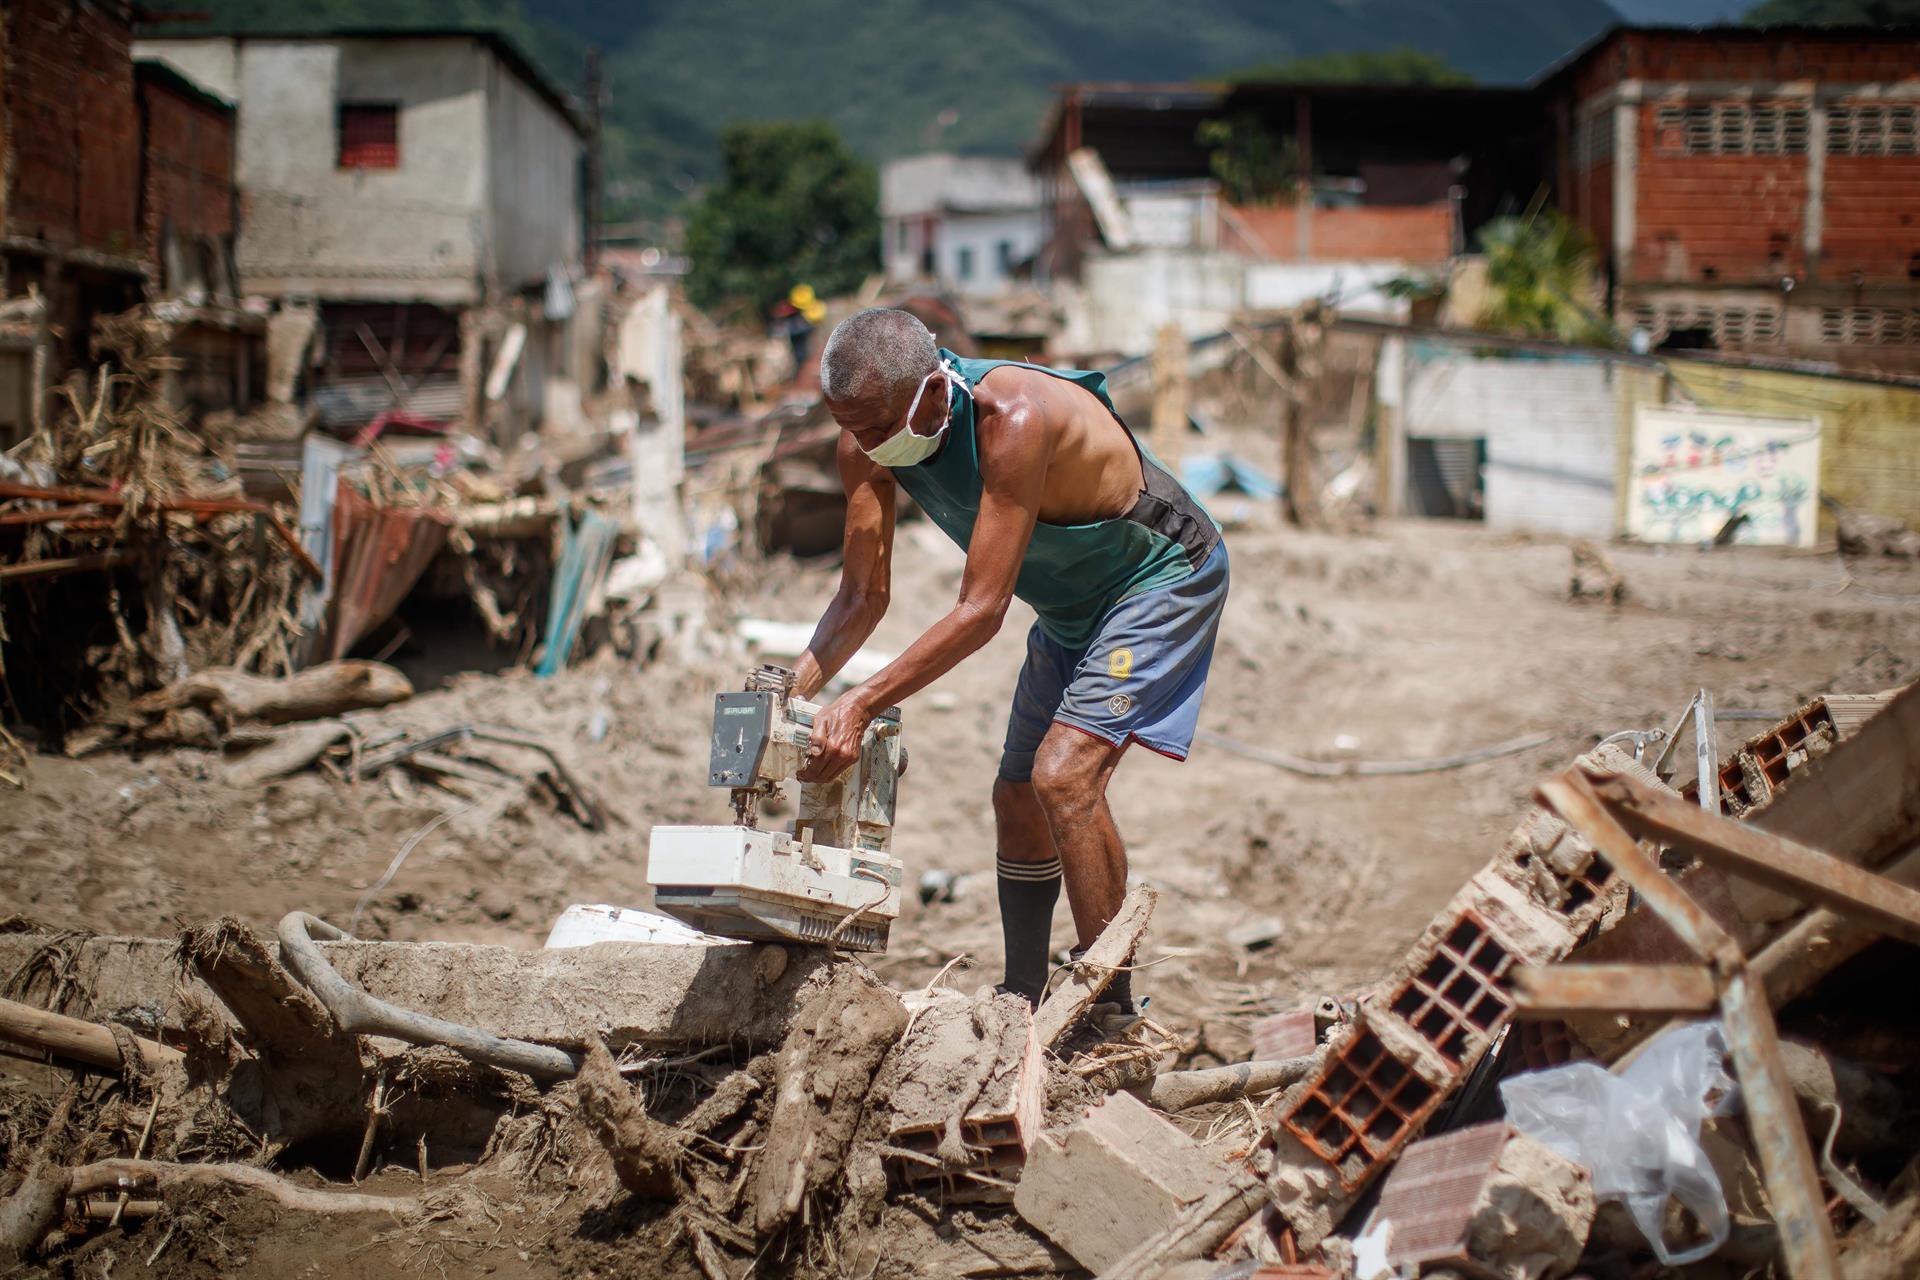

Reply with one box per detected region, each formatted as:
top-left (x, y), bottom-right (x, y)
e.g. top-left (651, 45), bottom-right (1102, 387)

top-left (1224, 47), bottom-right (1475, 86)
top-left (1196, 116), bottom-right (1302, 204)
top-left (683, 122), bottom-right (879, 318)
top-left (1745, 0), bottom-right (1920, 22)
top-left (1474, 197), bottom-right (1615, 346)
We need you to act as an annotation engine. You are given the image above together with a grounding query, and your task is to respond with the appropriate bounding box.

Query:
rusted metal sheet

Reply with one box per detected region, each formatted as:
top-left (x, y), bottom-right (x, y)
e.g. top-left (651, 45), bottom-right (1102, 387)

top-left (1718, 969), bottom-right (1841, 1280)
top-left (1512, 963), bottom-right (1717, 1018)
top-left (318, 482), bottom-right (450, 661)
top-left (1537, 771), bottom-right (1739, 966)
top-left (1590, 768), bottom-right (1920, 947)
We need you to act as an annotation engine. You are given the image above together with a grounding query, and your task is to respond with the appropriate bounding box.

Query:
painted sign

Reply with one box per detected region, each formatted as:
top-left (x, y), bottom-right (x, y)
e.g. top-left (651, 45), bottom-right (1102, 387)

top-left (1627, 406), bottom-right (1821, 547)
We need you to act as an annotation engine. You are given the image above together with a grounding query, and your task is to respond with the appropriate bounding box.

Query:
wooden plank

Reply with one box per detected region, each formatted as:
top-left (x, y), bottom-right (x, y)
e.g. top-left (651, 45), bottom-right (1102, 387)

top-left (1512, 963), bottom-right (1717, 1017)
top-left (1033, 885), bottom-right (1156, 1050)
top-left (1593, 769), bottom-right (1920, 947)
top-left (0, 551), bottom-right (135, 581)
top-left (1538, 771), bottom-right (1737, 963)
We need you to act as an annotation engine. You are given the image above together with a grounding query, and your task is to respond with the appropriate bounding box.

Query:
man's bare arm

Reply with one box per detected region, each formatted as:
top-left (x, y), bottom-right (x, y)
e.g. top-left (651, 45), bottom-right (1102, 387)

top-left (799, 396), bottom-right (1049, 780)
top-left (793, 434), bottom-right (896, 700)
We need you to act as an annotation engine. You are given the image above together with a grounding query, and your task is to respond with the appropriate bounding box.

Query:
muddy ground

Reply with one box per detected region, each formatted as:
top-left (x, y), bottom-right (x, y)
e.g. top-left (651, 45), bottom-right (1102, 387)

top-left (6, 516), bottom-right (1920, 1276)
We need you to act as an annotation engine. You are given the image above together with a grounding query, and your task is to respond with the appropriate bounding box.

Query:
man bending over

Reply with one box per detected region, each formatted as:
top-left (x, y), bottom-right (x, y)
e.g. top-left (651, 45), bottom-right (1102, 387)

top-left (793, 309), bottom-right (1229, 1010)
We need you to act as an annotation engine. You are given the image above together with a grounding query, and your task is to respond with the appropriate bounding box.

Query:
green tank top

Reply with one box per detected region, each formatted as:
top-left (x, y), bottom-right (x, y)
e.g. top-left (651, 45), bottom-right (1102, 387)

top-left (888, 351), bottom-right (1221, 651)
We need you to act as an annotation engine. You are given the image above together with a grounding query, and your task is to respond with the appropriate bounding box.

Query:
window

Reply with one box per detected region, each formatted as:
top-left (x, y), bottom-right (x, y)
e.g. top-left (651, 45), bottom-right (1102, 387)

top-left (338, 103), bottom-right (400, 169)
top-left (956, 245), bottom-right (974, 281)
top-left (1653, 102), bottom-right (1808, 156)
top-left (896, 221), bottom-right (909, 254)
top-left (1819, 306), bottom-right (1920, 346)
top-left (996, 239), bottom-right (1014, 275)
top-left (1629, 301), bottom-right (1785, 350)
top-left (1827, 104), bottom-right (1920, 157)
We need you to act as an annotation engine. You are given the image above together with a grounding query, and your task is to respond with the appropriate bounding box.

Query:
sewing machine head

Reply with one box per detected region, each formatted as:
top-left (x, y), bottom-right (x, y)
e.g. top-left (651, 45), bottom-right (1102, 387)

top-left (647, 665), bottom-right (906, 951)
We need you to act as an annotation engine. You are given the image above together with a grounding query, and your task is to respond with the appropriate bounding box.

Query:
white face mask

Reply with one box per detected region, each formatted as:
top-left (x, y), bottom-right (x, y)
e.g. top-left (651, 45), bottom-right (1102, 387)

top-left (861, 368), bottom-right (951, 468)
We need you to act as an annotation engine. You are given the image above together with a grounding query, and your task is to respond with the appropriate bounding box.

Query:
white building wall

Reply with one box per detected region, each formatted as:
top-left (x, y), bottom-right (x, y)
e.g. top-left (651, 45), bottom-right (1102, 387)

top-left (938, 210), bottom-right (1043, 296)
top-left (484, 54), bottom-right (583, 295)
top-left (1406, 354), bottom-right (1619, 538)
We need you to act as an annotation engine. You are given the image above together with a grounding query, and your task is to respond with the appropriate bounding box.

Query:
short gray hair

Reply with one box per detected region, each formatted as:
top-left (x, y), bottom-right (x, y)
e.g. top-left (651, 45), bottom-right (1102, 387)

top-left (819, 308), bottom-right (938, 407)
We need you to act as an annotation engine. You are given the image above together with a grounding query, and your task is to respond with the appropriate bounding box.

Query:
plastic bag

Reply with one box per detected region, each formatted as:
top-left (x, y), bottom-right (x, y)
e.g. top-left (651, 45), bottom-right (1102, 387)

top-left (1498, 1020), bottom-right (1736, 1265)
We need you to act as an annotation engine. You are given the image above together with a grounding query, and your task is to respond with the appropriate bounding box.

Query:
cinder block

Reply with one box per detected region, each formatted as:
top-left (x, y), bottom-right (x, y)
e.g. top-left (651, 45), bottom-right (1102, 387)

top-left (1014, 1091), bottom-right (1230, 1274)
top-left (1366, 1122), bottom-right (1595, 1280)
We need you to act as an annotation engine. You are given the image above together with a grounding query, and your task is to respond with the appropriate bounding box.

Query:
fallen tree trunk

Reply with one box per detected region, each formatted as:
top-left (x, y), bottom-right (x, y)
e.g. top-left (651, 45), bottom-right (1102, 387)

top-left (0, 996), bottom-right (182, 1074)
top-left (129, 661), bottom-right (413, 727)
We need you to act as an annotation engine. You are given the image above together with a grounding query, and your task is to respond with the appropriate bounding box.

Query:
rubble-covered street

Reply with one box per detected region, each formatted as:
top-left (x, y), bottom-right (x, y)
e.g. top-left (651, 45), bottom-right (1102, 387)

top-left (9, 517), bottom-right (1920, 1278)
top-left (8, 2), bottom-right (1920, 1278)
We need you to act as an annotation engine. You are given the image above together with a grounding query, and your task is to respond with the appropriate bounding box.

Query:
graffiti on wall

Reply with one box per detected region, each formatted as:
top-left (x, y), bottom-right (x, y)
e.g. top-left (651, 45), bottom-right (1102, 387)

top-left (1627, 406), bottom-right (1821, 547)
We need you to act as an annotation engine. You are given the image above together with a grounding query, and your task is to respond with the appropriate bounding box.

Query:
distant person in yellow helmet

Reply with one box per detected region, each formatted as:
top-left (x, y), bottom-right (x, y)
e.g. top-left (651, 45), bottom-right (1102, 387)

top-left (775, 283), bottom-right (827, 378)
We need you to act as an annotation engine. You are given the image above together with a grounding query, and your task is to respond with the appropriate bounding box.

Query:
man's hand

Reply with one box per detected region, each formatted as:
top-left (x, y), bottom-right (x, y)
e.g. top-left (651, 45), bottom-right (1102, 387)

top-left (798, 689), bottom-right (875, 783)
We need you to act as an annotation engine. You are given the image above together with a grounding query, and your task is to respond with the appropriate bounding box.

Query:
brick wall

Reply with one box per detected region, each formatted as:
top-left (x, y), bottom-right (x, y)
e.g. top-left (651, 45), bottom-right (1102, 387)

top-left (1610, 30), bottom-right (1920, 83)
top-left (138, 70), bottom-right (236, 275)
top-left (1226, 203), bottom-right (1453, 265)
top-left (1823, 153), bottom-right (1920, 280)
top-left (1633, 141), bottom-right (1807, 285)
top-left (1, 0), bottom-right (138, 257)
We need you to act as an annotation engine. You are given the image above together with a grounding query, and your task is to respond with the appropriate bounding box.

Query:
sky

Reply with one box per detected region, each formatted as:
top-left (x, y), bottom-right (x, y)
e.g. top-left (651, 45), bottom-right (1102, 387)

top-left (1607, 0), bottom-right (1749, 21)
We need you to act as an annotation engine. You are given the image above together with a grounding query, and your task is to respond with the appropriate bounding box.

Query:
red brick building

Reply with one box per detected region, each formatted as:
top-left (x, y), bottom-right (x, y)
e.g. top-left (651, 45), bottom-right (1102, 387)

top-left (135, 59), bottom-right (237, 297)
top-left (1546, 26), bottom-right (1920, 373)
top-left (0, 2), bottom-right (251, 439)
top-left (1, 0), bottom-right (146, 398)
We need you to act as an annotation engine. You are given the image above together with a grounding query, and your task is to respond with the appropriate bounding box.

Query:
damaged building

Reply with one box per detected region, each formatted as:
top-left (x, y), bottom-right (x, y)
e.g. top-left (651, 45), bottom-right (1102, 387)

top-left (133, 27), bottom-right (596, 444)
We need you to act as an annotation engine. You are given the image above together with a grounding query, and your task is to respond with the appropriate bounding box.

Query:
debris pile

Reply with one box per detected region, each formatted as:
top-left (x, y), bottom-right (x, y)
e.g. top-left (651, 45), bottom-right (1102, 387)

top-left (3, 683), bottom-right (1919, 1278)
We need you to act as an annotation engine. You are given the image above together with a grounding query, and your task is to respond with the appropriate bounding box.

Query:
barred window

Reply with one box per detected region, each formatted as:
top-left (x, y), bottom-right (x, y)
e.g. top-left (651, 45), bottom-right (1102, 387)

top-left (338, 103), bottom-right (400, 170)
top-left (1819, 306), bottom-right (1920, 345)
top-left (1630, 301), bottom-right (1785, 348)
top-left (1654, 103), bottom-right (1809, 156)
top-left (1826, 104), bottom-right (1920, 157)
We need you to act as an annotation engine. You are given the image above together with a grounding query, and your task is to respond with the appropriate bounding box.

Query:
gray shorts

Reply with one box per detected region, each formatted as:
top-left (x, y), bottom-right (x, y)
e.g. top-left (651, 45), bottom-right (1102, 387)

top-left (999, 541), bottom-right (1229, 781)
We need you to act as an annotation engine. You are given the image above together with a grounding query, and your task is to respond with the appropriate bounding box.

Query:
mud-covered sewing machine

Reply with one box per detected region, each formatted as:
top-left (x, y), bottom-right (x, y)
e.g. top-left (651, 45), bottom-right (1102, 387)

top-left (646, 665), bottom-right (905, 951)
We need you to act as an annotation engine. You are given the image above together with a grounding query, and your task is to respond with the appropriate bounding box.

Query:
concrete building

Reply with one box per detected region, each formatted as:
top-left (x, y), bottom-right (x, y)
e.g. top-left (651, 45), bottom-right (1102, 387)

top-left (881, 154), bottom-right (1043, 297)
top-left (1544, 25), bottom-right (1920, 375)
top-left (135, 29), bottom-right (593, 439)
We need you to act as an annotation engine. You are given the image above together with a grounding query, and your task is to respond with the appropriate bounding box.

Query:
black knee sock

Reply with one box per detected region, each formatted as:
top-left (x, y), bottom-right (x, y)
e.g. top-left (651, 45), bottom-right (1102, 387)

top-left (1070, 942), bottom-right (1135, 1014)
top-left (997, 855), bottom-right (1061, 1005)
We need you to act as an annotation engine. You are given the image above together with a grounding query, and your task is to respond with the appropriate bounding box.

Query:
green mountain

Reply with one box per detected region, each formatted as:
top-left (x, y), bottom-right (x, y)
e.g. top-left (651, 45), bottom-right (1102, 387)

top-left (147, 0), bottom-right (1624, 221)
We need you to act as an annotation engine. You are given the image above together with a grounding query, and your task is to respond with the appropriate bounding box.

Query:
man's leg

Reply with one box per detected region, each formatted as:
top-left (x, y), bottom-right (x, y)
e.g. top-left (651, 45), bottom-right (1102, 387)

top-left (994, 624), bottom-right (1074, 1006)
top-left (993, 776), bottom-right (1062, 1005)
top-left (1029, 723), bottom-right (1132, 1009)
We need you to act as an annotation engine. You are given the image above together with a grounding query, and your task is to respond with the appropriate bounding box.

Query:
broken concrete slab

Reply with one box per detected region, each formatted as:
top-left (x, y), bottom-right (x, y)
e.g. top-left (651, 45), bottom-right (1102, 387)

top-left (0, 927), bottom-right (826, 1052)
top-left (1366, 1121), bottom-right (1595, 1280)
top-left (1014, 1090), bottom-right (1231, 1273)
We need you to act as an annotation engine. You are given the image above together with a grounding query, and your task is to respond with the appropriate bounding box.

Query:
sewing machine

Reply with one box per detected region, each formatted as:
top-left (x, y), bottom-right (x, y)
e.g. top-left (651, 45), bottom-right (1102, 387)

top-left (646, 665), bottom-right (905, 951)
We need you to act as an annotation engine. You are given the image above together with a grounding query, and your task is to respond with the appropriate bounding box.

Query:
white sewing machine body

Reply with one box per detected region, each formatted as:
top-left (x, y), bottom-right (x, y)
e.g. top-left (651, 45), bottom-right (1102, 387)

top-left (647, 666), bottom-right (904, 952)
